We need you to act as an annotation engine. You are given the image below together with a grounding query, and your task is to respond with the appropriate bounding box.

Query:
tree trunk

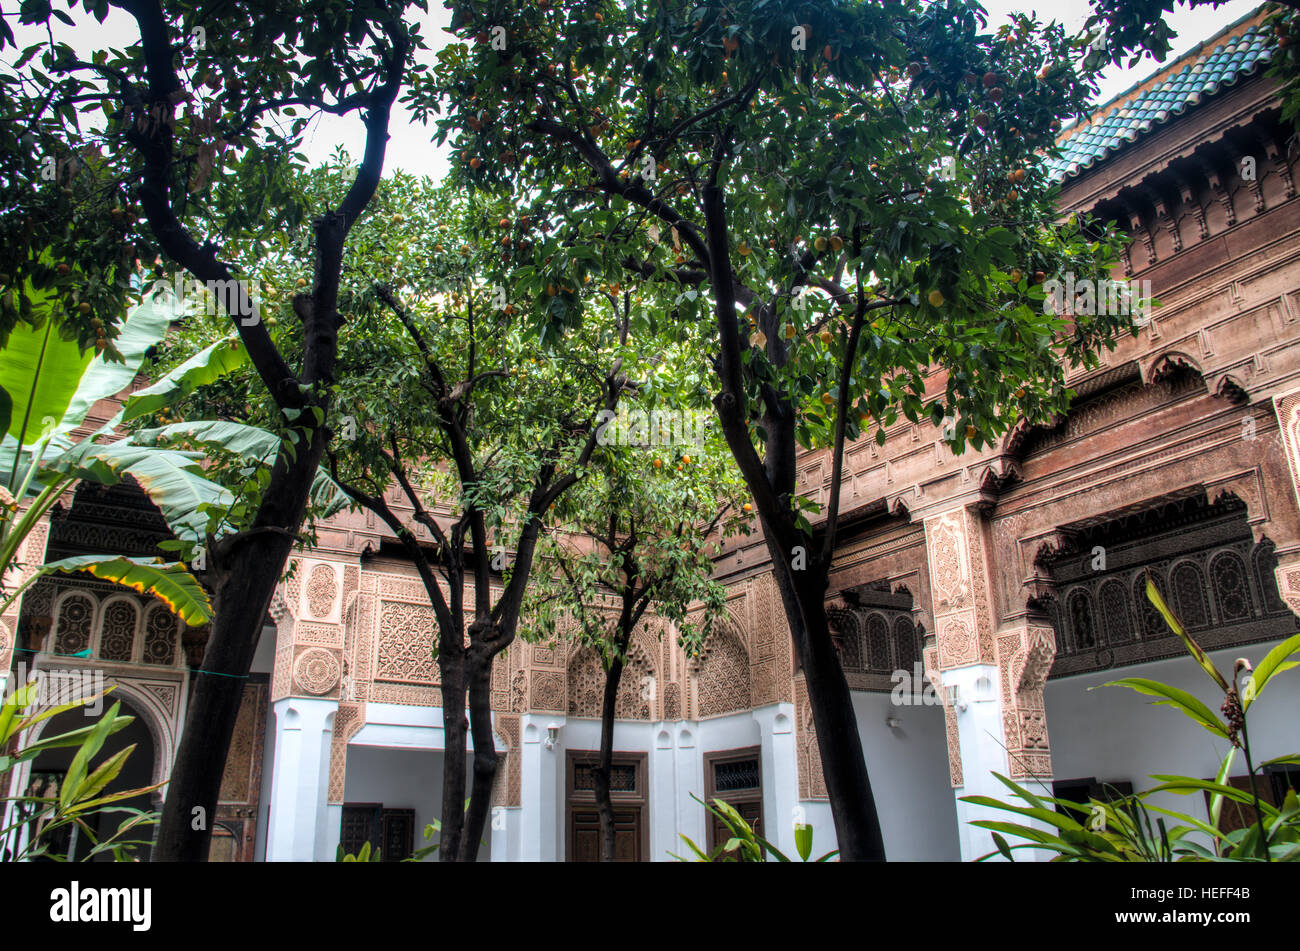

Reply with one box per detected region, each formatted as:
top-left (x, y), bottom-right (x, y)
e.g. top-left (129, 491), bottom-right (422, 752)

top-left (153, 428), bottom-right (327, 861)
top-left (458, 651), bottom-right (499, 861)
top-left (594, 651), bottom-right (625, 862)
top-left (699, 179), bottom-right (885, 862)
top-left (772, 555), bottom-right (886, 861)
top-left (437, 650), bottom-right (468, 862)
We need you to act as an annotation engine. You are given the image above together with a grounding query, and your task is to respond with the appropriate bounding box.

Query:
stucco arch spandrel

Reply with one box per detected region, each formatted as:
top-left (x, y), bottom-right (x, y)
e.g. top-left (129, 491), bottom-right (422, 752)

top-left (690, 620), bottom-right (752, 719)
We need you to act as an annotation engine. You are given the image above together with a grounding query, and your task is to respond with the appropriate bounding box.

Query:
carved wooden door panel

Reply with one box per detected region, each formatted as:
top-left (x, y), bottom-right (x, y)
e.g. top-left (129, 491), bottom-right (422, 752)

top-left (380, 808), bottom-right (415, 861)
top-left (569, 808), bottom-right (642, 862)
top-left (340, 804), bottom-right (381, 857)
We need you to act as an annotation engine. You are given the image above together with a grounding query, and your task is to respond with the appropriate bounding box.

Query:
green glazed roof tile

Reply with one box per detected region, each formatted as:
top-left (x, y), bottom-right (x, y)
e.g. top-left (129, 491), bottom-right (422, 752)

top-left (1046, 18), bottom-right (1275, 181)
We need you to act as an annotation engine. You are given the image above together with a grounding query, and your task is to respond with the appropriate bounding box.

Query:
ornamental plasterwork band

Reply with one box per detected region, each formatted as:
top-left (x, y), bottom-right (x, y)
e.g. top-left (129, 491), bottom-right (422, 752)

top-left (271, 559), bottom-right (345, 702)
top-left (924, 507), bottom-right (996, 670)
top-left (924, 506), bottom-right (1016, 787)
top-left (922, 643), bottom-right (962, 787)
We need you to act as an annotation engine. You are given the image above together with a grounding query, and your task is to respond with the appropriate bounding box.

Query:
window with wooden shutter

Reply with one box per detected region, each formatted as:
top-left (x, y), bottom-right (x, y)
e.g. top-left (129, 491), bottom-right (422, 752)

top-left (704, 747), bottom-right (763, 852)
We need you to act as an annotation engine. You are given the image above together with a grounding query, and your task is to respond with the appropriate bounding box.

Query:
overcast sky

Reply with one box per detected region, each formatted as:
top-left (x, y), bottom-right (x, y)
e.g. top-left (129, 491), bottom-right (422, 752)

top-left (3, 0), bottom-right (1265, 182)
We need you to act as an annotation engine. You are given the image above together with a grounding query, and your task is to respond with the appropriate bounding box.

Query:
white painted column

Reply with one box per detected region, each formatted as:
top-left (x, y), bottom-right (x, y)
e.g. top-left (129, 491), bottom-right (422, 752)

top-left (649, 725), bottom-right (677, 861)
top-left (755, 703), bottom-right (799, 857)
top-left (673, 721), bottom-right (706, 852)
top-left (519, 714), bottom-right (560, 861)
top-left (489, 805), bottom-right (515, 861)
top-left (943, 664), bottom-right (1014, 862)
top-left (265, 697), bottom-right (336, 861)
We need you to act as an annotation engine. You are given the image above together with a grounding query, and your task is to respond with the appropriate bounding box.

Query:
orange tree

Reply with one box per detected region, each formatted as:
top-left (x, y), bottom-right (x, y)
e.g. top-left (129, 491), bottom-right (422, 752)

top-left (4, 0), bottom-right (428, 860)
top-left (522, 354), bottom-right (749, 862)
top-left (420, 0), bottom-right (1135, 858)
top-left (320, 176), bottom-right (636, 859)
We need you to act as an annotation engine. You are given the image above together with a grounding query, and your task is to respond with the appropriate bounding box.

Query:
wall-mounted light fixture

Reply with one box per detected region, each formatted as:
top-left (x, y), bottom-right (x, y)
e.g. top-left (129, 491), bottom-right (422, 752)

top-left (544, 723), bottom-right (560, 750)
top-left (946, 684), bottom-right (967, 713)
top-left (886, 715), bottom-right (902, 730)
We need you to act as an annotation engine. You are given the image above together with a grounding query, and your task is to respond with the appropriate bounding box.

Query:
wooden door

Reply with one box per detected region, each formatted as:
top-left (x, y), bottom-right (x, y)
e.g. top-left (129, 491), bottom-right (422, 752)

top-left (211, 679), bottom-right (268, 862)
top-left (380, 808), bottom-right (415, 861)
top-left (566, 752), bottom-right (648, 861)
top-left (570, 807), bottom-right (642, 861)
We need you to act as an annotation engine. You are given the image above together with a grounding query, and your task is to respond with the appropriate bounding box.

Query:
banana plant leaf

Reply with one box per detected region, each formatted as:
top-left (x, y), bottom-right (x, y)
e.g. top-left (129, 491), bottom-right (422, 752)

top-left (124, 420), bottom-right (352, 518)
top-left (51, 439), bottom-right (231, 542)
top-left (108, 335), bottom-right (247, 430)
top-left (9, 555), bottom-right (212, 626)
top-left (0, 292), bottom-right (180, 448)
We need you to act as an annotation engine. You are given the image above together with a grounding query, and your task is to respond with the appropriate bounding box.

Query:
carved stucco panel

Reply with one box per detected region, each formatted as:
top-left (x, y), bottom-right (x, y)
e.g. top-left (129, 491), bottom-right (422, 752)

top-left (794, 678), bottom-right (827, 800)
top-left (925, 512), bottom-right (971, 616)
top-left (292, 646), bottom-right (342, 698)
top-left (996, 626), bottom-right (1056, 781)
top-left (492, 713), bottom-right (521, 809)
top-left (923, 643), bottom-right (963, 787)
top-left (327, 701), bottom-right (365, 804)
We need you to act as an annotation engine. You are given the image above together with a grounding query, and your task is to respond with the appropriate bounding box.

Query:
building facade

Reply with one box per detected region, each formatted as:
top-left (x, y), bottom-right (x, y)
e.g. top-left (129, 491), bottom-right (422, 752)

top-left (3, 9), bottom-right (1297, 862)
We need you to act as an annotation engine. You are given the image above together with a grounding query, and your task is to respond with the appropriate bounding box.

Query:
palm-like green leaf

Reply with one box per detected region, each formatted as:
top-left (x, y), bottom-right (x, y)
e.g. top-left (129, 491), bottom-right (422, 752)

top-left (61, 294), bottom-right (180, 435)
top-left (52, 439), bottom-right (229, 542)
top-left (125, 420), bottom-right (351, 517)
top-left (0, 287), bottom-right (89, 447)
top-left (0, 293), bottom-right (179, 449)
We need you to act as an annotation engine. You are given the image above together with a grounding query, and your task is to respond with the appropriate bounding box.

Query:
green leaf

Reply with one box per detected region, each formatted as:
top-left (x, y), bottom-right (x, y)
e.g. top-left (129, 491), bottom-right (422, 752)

top-left (61, 293), bottom-right (181, 434)
top-left (1145, 572), bottom-right (1229, 691)
top-left (1147, 776), bottom-right (1281, 817)
top-left (20, 555), bottom-right (211, 626)
top-left (52, 440), bottom-right (230, 542)
top-left (0, 384), bottom-right (11, 439)
top-left (1241, 632), bottom-right (1300, 709)
top-left (0, 290), bottom-right (91, 446)
top-left (69, 743), bottom-right (135, 805)
top-left (1098, 677), bottom-right (1229, 739)
top-left (991, 831), bottom-right (1015, 861)
top-left (1259, 753), bottom-right (1300, 769)
top-left (794, 822), bottom-right (813, 861)
top-left (113, 337), bottom-right (248, 428)
top-left (61, 701), bottom-right (122, 811)
top-left (677, 833), bottom-right (710, 861)
top-left (10, 717), bottom-right (133, 764)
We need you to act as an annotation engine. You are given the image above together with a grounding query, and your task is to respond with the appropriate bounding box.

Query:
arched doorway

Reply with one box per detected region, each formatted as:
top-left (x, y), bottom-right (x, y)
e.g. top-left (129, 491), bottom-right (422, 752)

top-left (21, 695), bottom-right (158, 862)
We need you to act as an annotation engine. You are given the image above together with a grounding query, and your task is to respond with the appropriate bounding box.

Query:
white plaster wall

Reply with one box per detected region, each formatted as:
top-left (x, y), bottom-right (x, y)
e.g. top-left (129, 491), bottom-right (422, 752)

top-left (851, 691), bottom-right (962, 861)
top-left (341, 746), bottom-right (486, 860)
top-left (1047, 641), bottom-right (1299, 825)
top-left (342, 702), bottom-right (501, 860)
top-left (552, 717), bottom-right (657, 860)
top-left (264, 697), bottom-right (336, 861)
top-left (249, 622), bottom-right (275, 674)
top-left (549, 705), bottom-right (807, 861)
